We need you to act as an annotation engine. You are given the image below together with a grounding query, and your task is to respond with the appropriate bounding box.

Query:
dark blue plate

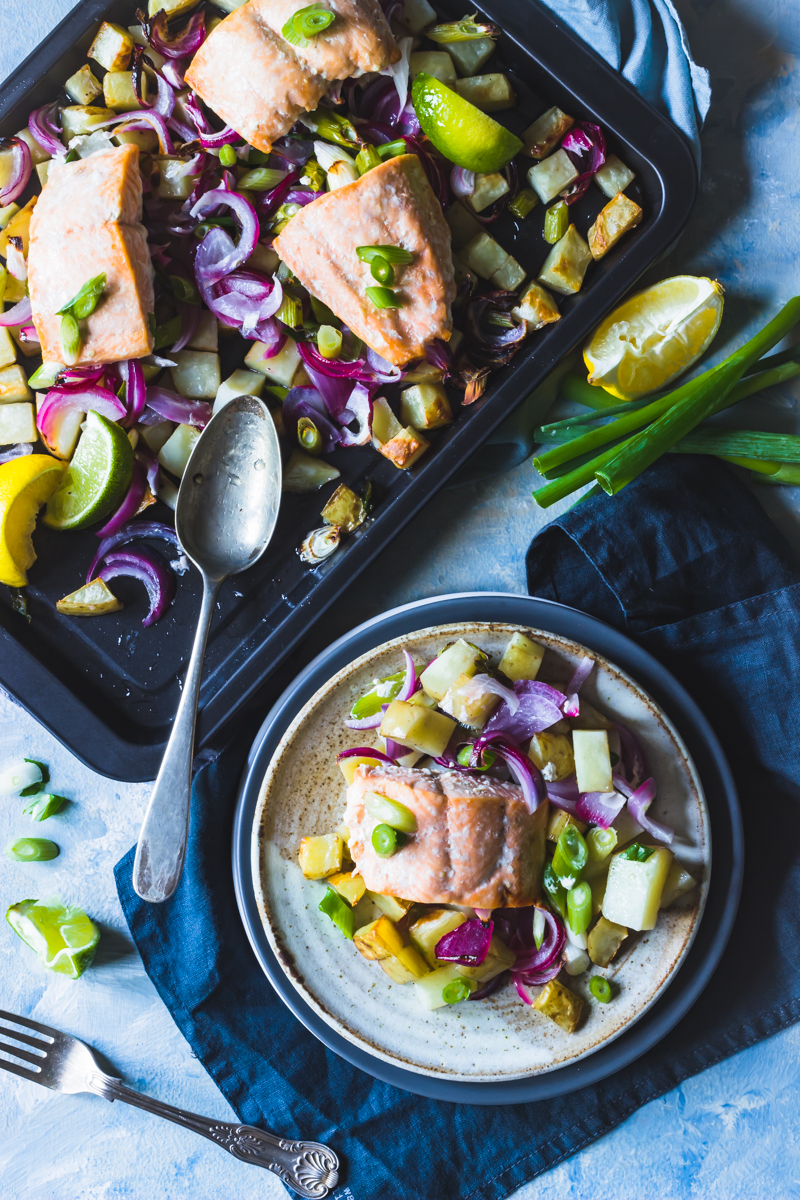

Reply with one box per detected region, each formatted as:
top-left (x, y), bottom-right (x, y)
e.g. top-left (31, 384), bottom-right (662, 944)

top-left (232, 592), bottom-right (742, 1105)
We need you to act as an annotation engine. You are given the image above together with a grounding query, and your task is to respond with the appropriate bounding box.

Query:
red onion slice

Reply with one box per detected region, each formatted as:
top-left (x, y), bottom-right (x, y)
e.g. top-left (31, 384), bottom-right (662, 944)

top-left (120, 359), bottom-right (146, 427)
top-left (97, 546), bottom-right (176, 626)
top-left (613, 721), bottom-right (649, 789)
top-left (484, 679), bottom-right (566, 740)
top-left (0, 137), bottom-right (32, 206)
top-left (145, 387), bottom-right (212, 428)
top-left (169, 301), bottom-right (201, 354)
top-left (143, 9), bottom-right (206, 58)
top-left (575, 790), bottom-right (627, 829)
top-left (96, 459), bottom-right (148, 539)
top-left (450, 166), bottom-right (475, 199)
top-left (627, 777), bottom-right (674, 844)
top-left (511, 907), bottom-right (565, 972)
top-left (471, 731), bottom-right (547, 813)
top-left (336, 747), bottom-right (393, 763)
top-left (344, 710), bottom-right (385, 731)
top-left (28, 103), bottom-right (65, 160)
top-left (435, 918), bottom-right (493, 966)
top-left (146, 67), bottom-right (176, 119)
top-left (566, 655), bottom-right (595, 695)
top-left (460, 673), bottom-right (520, 713)
top-left (191, 189), bottom-right (259, 284)
top-left (396, 649), bottom-right (417, 702)
top-left (365, 346), bottom-right (403, 384)
top-left (546, 789), bottom-right (579, 815)
top-left (0, 443), bottom-right (34, 464)
top-left (338, 383), bottom-right (373, 447)
top-left (97, 111), bottom-right (174, 154)
top-left (561, 693), bottom-right (580, 719)
top-left (0, 297), bottom-right (32, 328)
top-left (37, 386), bottom-right (126, 446)
top-left (87, 519), bottom-right (180, 583)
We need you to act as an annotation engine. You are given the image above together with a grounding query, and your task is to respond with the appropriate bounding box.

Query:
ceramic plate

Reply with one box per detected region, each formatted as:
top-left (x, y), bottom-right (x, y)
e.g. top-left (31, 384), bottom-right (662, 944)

top-left (250, 620), bottom-right (710, 1083)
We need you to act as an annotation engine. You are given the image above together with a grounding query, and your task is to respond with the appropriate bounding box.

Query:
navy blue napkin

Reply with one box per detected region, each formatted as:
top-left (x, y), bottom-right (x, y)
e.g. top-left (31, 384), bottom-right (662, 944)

top-left (116, 456), bottom-right (800, 1200)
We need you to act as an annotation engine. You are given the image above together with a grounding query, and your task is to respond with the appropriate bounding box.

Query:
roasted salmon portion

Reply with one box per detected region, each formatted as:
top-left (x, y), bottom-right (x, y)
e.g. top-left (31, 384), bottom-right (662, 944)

top-left (185, 0), bottom-right (398, 154)
top-left (344, 765), bottom-right (548, 908)
top-left (274, 155), bottom-right (455, 365)
top-left (28, 144), bottom-right (154, 365)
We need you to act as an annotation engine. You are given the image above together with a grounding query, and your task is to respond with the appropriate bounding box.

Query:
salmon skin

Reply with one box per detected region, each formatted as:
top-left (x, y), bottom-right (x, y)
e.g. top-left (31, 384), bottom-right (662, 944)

top-left (185, 0), bottom-right (399, 154)
top-left (274, 155), bottom-right (455, 366)
top-left (28, 144), bottom-right (154, 366)
top-left (344, 765), bottom-right (549, 908)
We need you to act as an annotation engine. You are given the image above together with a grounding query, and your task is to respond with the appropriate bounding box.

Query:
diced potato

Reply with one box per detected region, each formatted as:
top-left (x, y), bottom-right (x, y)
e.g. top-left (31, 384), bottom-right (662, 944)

top-left (530, 731), bottom-right (575, 783)
top-left (88, 22), bottom-right (134, 72)
top-left (188, 309), bottom-right (218, 354)
top-left (402, 0), bottom-right (437, 34)
top-left (409, 908), bottom-right (467, 967)
top-left (456, 935), bottom-right (516, 983)
top-left (60, 106), bottom-right (117, 143)
top-left (594, 153), bottom-right (636, 199)
top-left (522, 106), bottom-right (575, 159)
top-left (56, 578), bottom-right (122, 617)
top-left (491, 256), bottom-right (526, 291)
top-left (339, 754), bottom-right (383, 786)
top-left (158, 423), bottom-right (201, 479)
top-left (379, 699), bottom-right (457, 758)
top-left (602, 847), bottom-right (673, 930)
top-left (546, 808), bottom-right (587, 844)
top-left (463, 231), bottom-right (509, 280)
top-left (328, 871), bottom-right (366, 907)
top-left (451, 253), bottom-right (476, 288)
top-left (10, 325), bottom-right (40, 361)
top-left (527, 150), bottom-right (579, 204)
top-left (282, 449), bottom-right (340, 493)
top-left (148, 0), bottom-right (199, 15)
top-left (538, 225), bottom-right (592, 295)
top-left (414, 963), bottom-right (466, 1009)
top-left (512, 281), bottom-right (561, 331)
top-left (140, 420), bottom-right (174, 455)
top-left (171, 350), bottom-right (220, 400)
top-left (421, 638), bottom-right (485, 700)
top-left (0, 197), bottom-right (36, 257)
top-left (533, 978), bottom-right (584, 1033)
top-left (573, 729), bottom-right (612, 794)
top-left (353, 915), bottom-right (405, 960)
top-left (0, 365), bottom-right (32, 403)
top-left (369, 893), bottom-right (414, 922)
top-left (0, 203), bottom-right (20, 233)
top-left (380, 953), bottom-right (421, 984)
top-left (247, 242), bottom-right (280, 275)
top-left (16, 128), bottom-right (51, 166)
top-left (212, 0), bottom-right (249, 12)
top-left (440, 671), bottom-right (500, 729)
top-left (454, 74), bottom-right (515, 113)
top-left (103, 70), bottom-right (147, 112)
top-left (36, 161), bottom-right (52, 188)
top-left (321, 484), bottom-right (366, 533)
top-left (3, 275), bottom-right (26, 304)
top-left (498, 632), bottom-right (545, 681)
top-left (155, 157), bottom-right (197, 201)
top-left (569, 699), bottom-right (614, 731)
top-left (244, 337), bottom-right (301, 387)
top-left (378, 426), bottom-right (429, 469)
top-left (0, 327), bottom-right (16, 369)
top-left (468, 171), bottom-right (509, 213)
top-left (402, 360), bottom-right (444, 385)
top-left (0, 401), bottom-right (36, 443)
top-left (409, 51), bottom-right (457, 86)
top-left (371, 395), bottom-right (403, 446)
top-left (660, 861), bottom-right (697, 908)
top-left (586, 916), bottom-right (628, 967)
top-left (588, 192), bottom-right (643, 259)
top-left (213, 368), bottom-right (264, 415)
top-left (400, 382), bottom-right (452, 431)
top-left (611, 805), bottom-right (643, 848)
top-left (445, 200), bottom-right (483, 249)
top-left (298, 833), bottom-right (343, 880)
top-left (447, 37), bottom-right (496, 77)
top-left (114, 127), bottom-right (159, 153)
top-left (65, 64), bottom-right (103, 106)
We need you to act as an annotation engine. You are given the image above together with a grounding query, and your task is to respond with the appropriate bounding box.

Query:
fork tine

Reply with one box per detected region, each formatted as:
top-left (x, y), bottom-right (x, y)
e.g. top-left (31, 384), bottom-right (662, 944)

top-left (0, 1010), bottom-right (58, 1040)
top-left (0, 1055), bottom-right (43, 1084)
top-left (0, 1041), bottom-right (45, 1067)
top-left (0, 1025), bottom-right (51, 1051)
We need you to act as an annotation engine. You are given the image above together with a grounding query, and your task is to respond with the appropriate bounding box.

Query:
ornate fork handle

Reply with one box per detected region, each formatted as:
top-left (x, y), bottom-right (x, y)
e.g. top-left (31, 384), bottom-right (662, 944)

top-left (87, 1071), bottom-right (339, 1198)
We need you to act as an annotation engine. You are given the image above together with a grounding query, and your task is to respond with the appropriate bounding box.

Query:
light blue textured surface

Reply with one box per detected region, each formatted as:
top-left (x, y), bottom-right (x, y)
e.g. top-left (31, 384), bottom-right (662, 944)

top-left (2, 3), bottom-right (800, 1198)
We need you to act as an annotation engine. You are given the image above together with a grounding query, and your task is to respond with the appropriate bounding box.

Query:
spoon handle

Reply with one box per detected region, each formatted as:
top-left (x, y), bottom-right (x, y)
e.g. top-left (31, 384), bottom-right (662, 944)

top-left (133, 575), bottom-right (221, 903)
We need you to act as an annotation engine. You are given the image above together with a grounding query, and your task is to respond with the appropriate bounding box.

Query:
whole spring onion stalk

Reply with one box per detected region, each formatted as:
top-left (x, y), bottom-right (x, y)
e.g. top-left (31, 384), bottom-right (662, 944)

top-left (673, 429), bottom-right (800, 462)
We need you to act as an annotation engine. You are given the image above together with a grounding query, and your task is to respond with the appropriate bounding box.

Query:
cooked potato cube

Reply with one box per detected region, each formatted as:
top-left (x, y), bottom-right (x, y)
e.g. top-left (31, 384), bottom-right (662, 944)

top-left (0, 328), bottom-right (16, 370)
top-left (60, 105), bottom-right (117, 143)
top-left (103, 70), bottom-right (147, 112)
top-left (414, 963), bottom-right (466, 1009)
top-left (455, 73), bottom-right (515, 112)
top-left (610, 805), bottom-right (643, 848)
top-left (602, 847), bottom-right (673, 930)
top-left (586, 916), bottom-right (628, 967)
top-left (594, 153), bottom-right (636, 198)
top-left (321, 483), bottom-right (366, 533)
top-left (469, 171), bottom-right (509, 213)
top-left (409, 908), bottom-right (467, 967)
top-left (353, 915), bottom-right (405, 960)
top-left (379, 426), bottom-right (429, 469)
top-left (452, 253), bottom-right (477, 288)
top-left (371, 395), bottom-right (403, 447)
top-left (0, 197), bottom-right (36, 257)
top-left (0, 203), bottom-right (20, 233)
top-left (546, 808), bottom-right (587, 843)
top-left (298, 833), bottom-right (343, 880)
top-left (402, 0), bottom-right (437, 34)
top-left (0, 402), bottom-right (36, 443)
top-left (140, 420), bottom-right (174, 455)
top-left (530, 731), bottom-right (575, 783)
top-left (421, 638), bottom-right (485, 700)
top-left (16, 128), bottom-right (51, 167)
top-left (210, 0), bottom-right (248, 10)
top-left (187, 309), bottom-right (218, 354)
top-left (0, 365), bottom-right (33, 403)
top-left (158, 424), bottom-right (201, 479)
top-left (409, 51), bottom-right (457, 85)
top-left (491, 256), bottom-right (526, 291)
top-left (328, 871), bottom-right (366, 907)
top-left (512, 281), bottom-right (561, 331)
top-left (445, 200), bottom-right (483, 249)
top-left (400, 382), bottom-right (452, 431)
top-left (36, 161), bottom-right (52, 188)
top-left (498, 632), bottom-right (545, 681)
top-left (440, 671), bottom-right (500, 729)
top-left (456, 935), bottom-right (516, 983)
top-left (3, 275), bottom-right (26, 304)
top-left (380, 953), bottom-right (422, 984)
top-left (588, 192), bottom-right (643, 259)
top-left (65, 64), bottom-right (103, 106)
top-left (533, 978), bottom-right (583, 1032)
top-left (369, 893), bottom-right (414, 922)
top-left (56, 578), bottom-right (123, 617)
top-left (114, 128), bottom-right (159, 154)
top-left (244, 337), bottom-right (301, 387)
top-left (538, 225), bottom-right (592, 295)
top-left (169, 350), bottom-right (220, 400)
top-left (463, 231), bottom-right (509, 280)
top-left (522, 106), bottom-right (575, 159)
top-left (660, 861), bottom-right (697, 908)
top-left (447, 34), bottom-right (495, 75)
top-left (147, 0), bottom-right (199, 15)
top-left (527, 150), bottom-right (579, 204)
top-left (154, 156), bottom-right (196, 200)
top-left (402, 360), bottom-right (444, 385)
top-left (573, 729), bottom-right (612, 793)
top-left (213, 368), bottom-right (264, 415)
top-left (247, 242), bottom-right (280, 275)
top-left (379, 699), bottom-right (457, 758)
top-left (339, 754), bottom-right (383, 785)
top-left (569, 698), bottom-right (614, 731)
top-left (88, 22), bottom-right (134, 72)
top-left (282, 450), bottom-right (340, 493)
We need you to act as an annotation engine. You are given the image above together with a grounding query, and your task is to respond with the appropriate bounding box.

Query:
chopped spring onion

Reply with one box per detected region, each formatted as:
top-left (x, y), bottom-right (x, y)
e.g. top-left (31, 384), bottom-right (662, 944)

top-left (218, 143), bottom-right (237, 167)
top-left (365, 792), bottom-right (417, 833)
top-left (551, 824), bottom-right (588, 888)
top-left (154, 315), bottom-right (182, 350)
top-left (370, 256), bottom-right (394, 286)
top-left (310, 295), bottom-right (338, 325)
top-left (56, 272), bottom-right (106, 320)
top-left (442, 977), bottom-right (476, 1004)
top-left (589, 975), bottom-right (613, 1003)
top-left (456, 744), bottom-right (496, 770)
top-left (60, 314), bottom-right (80, 362)
top-left (587, 826), bottom-right (618, 861)
top-left (356, 145), bottom-right (382, 175)
top-left (618, 842), bottom-right (655, 862)
top-left (509, 188), bottom-right (538, 220)
top-left (317, 324), bottom-right (342, 359)
top-left (543, 862), bottom-right (567, 919)
top-left (366, 286), bottom-right (403, 309)
top-left (276, 294), bottom-right (302, 329)
top-left (319, 887), bottom-right (355, 939)
top-left (426, 18), bottom-right (499, 42)
top-left (372, 823), bottom-right (400, 857)
top-left (298, 417), bottom-right (323, 456)
top-left (566, 880), bottom-right (592, 935)
top-left (0, 760), bottom-right (43, 796)
top-left (533, 907), bottom-right (547, 949)
top-left (350, 670), bottom-right (405, 719)
top-left (377, 140), bottom-right (407, 160)
top-left (22, 791), bottom-right (67, 821)
top-left (282, 5), bottom-right (336, 45)
top-left (544, 200), bottom-right (569, 244)
top-left (237, 167), bottom-right (288, 191)
top-left (308, 110), bottom-right (359, 148)
top-left (6, 838), bottom-right (59, 863)
top-left (169, 275), bottom-right (199, 305)
top-left (357, 245), bottom-right (415, 265)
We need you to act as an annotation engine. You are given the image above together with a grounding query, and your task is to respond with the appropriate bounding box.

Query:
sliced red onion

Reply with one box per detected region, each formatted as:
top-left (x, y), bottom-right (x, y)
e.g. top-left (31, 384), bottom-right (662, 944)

top-left (170, 301), bottom-right (201, 354)
top-left (561, 693), bottom-right (580, 719)
top-left (37, 386), bottom-right (125, 445)
top-left (96, 458), bottom-right (147, 539)
top-left (383, 739), bottom-right (406, 760)
top-left (28, 103), bottom-right (65, 160)
top-left (566, 655), bottom-right (595, 696)
top-left (471, 732), bottom-right (547, 813)
top-left (365, 346), bottom-right (403, 385)
top-left (167, 115), bottom-right (197, 144)
top-left (97, 546), bottom-right (176, 627)
top-left (17, 325), bottom-right (39, 346)
top-left (87, 519), bottom-right (179, 583)
top-left (344, 710), bottom-right (385, 731)
top-left (547, 779), bottom-right (580, 801)
top-left (380, 34), bottom-right (412, 112)
top-left (510, 906), bottom-right (565, 972)
top-left (191, 190), bottom-right (259, 284)
top-left (466, 294), bottom-right (527, 364)
top-left (575, 790), bottom-right (627, 829)
top-left (284, 187), bottom-right (321, 207)
top-left (460, 673), bottom-right (520, 713)
top-left (120, 359), bottom-right (146, 427)
top-left (143, 9), bottom-right (206, 58)
top-left (282, 387), bottom-right (343, 453)
top-left (397, 649), bottom-right (417, 702)
top-left (425, 337), bottom-right (454, 378)
top-left (338, 383), bottom-right (373, 447)
top-left (474, 908), bottom-right (493, 921)
top-left (272, 136), bottom-right (314, 165)
top-left (512, 959), bottom-right (563, 999)
top-left (450, 167), bottom-right (475, 199)
top-left (435, 918), bottom-right (493, 966)
top-left (612, 772), bottom-right (632, 798)
top-left (546, 789), bottom-right (579, 816)
top-left (0, 137), bottom-right (32, 206)
top-left (199, 124), bottom-right (240, 150)
top-left (160, 57), bottom-right (188, 89)
top-left (203, 270), bottom-right (283, 338)
top-left (97, 111), bottom-right (174, 154)
top-left (0, 443), bottom-right (34, 464)
top-left (5, 238), bottom-right (26, 282)
top-left (627, 777), bottom-right (674, 844)
top-left (146, 67), bottom-right (176, 119)
top-left (336, 747), bottom-right (393, 763)
top-left (145, 387), bottom-right (211, 428)
top-left (468, 972), bottom-right (506, 1001)
top-left (613, 722), bottom-right (648, 788)
top-left (484, 679), bottom-right (567, 741)
top-left (0, 296), bottom-right (32, 328)
top-left (561, 121), bottom-right (606, 205)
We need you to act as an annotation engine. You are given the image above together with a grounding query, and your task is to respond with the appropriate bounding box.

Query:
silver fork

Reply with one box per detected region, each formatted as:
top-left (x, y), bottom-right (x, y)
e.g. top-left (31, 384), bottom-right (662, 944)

top-left (0, 1010), bottom-right (339, 1198)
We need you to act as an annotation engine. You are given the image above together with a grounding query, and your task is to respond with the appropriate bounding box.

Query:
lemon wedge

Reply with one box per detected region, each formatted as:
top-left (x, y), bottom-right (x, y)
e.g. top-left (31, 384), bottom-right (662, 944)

top-left (0, 454), bottom-right (65, 587)
top-left (57, 578), bottom-right (123, 616)
top-left (7, 897), bottom-right (100, 979)
top-left (584, 276), bottom-right (725, 400)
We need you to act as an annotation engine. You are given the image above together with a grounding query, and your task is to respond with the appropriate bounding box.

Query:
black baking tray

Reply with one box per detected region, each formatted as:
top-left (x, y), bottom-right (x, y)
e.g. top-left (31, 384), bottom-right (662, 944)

top-left (0, 0), bottom-right (697, 781)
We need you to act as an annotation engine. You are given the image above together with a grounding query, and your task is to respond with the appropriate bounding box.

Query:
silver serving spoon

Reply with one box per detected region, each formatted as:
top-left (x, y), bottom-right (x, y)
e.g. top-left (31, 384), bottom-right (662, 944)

top-left (133, 396), bottom-right (282, 903)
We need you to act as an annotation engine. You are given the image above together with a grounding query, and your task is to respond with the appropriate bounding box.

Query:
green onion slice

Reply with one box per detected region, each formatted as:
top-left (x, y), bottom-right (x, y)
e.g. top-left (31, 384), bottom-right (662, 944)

top-left (551, 824), bottom-right (588, 888)
top-left (237, 167), bottom-right (288, 191)
top-left (370, 256), bottom-right (394, 286)
top-left (618, 842), bottom-right (655, 862)
top-left (372, 823), bottom-right (399, 857)
top-left (566, 880), bottom-right (592, 935)
top-left (218, 143), bottom-right (237, 167)
top-left (298, 416), bottom-right (322, 455)
top-left (442, 977), bottom-right (475, 1004)
top-left (169, 275), bottom-right (199, 305)
top-left (357, 245), bottom-right (414, 265)
top-left (365, 792), bottom-right (417, 833)
top-left (426, 17), bottom-right (499, 43)
top-left (282, 5), bottom-right (336, 45)
top-left (60, 314), bottom-right (80, 362)
top-left (317, 324), bottom-right (343, 359)
top-left (366, 286), bottom-right (403, 309)
top-left (589, 975), bottom-right (613, 1003)
top-left (6, 838), bottom-right (59, 862)
top-left (318, 887), bottom-right (355, 939)
top-left (276, 294), bottom-right (302, 329)
top-left (56, 272), bottom-right (106, 319)
top-left (22, 792), bottom-right (67, 822)
top-left (377, 139), bottom-right (407, 160)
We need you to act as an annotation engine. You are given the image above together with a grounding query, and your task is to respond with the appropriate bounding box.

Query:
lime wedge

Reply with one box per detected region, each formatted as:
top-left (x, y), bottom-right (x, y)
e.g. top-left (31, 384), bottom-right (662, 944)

top-left (7, 897), bottom-right (100, 979)
top-left (43, 411), bottom-right (133, 531)
top-left (412, 72), bottom-right (523, 172)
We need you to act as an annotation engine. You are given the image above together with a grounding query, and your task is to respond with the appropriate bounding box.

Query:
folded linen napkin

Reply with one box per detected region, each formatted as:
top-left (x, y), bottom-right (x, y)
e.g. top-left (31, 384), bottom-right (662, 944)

top-left (116, 455), bottom-right (800, 1200)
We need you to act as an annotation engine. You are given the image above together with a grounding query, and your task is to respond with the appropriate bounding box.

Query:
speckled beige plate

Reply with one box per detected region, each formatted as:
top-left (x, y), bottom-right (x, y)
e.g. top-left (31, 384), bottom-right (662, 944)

top-left (251, 622), bottom-right (710, 1082)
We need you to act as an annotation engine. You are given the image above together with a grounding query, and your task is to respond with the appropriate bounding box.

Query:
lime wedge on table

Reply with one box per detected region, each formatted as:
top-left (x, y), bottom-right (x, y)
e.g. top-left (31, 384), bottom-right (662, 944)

top-left (412, 72), bottom-right (523, 172)
top-left (7, 898), bottom-right (100, 979)
top-left (43, 410), bottom-right (133, 531)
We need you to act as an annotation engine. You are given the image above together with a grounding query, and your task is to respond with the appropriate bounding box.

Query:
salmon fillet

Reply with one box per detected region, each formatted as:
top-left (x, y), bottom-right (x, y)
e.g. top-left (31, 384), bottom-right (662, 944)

top-left (185, 0), bottom-right (398, 154)
top-left (28, 144), bottom-right (154, 365)
top-left (344, 765), bottom-right (548, 908)
top-left (274, 155), bottom-right (455, 365)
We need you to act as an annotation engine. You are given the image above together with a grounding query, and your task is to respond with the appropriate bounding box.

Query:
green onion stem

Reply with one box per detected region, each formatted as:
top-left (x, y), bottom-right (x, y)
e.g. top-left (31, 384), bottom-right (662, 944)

top-left (297, 417), bottom-right (323, 455)
top-left (366, 286), bottom-right (403, 309)
top-left (6, 838), bottom-right (59, 863)
top-left (673, 428), bottom-right (800, 462)
top-left (357, 245), bottom-right (414, 265)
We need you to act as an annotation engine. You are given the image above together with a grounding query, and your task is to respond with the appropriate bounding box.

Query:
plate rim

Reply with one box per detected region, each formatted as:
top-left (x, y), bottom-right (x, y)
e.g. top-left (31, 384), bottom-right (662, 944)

top-left (232, 591), bottom-right (743, 1105)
